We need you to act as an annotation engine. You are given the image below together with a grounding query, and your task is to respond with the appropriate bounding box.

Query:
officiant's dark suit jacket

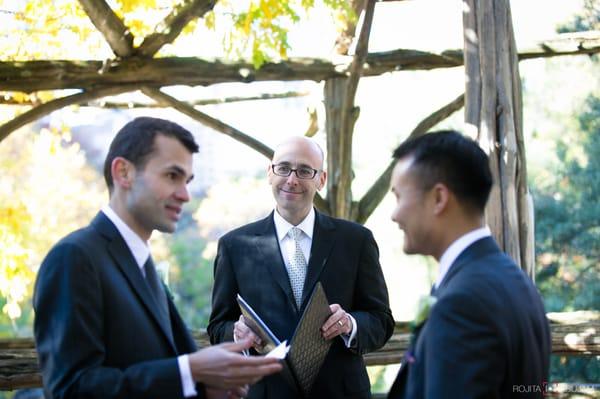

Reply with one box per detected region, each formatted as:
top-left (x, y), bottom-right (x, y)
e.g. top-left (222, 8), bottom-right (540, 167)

top-left (388, 237), bottom-right (551, 399)
top-left (208, 210), bottom-right (394, 399)
top-left (34, 212), bottom-right (202, 399)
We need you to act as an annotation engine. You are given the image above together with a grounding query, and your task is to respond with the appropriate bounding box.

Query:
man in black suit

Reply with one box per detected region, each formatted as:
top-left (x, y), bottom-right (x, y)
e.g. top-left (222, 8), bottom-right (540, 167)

top-left (34, 117), bottom-right (281, 399)
top-left (387, 131), bottom-right (551, 398)
top-left (208, 136), bottom-right (394, 398)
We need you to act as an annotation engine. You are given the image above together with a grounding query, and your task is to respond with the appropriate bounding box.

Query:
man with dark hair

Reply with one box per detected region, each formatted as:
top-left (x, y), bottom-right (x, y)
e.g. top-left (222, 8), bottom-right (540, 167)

top-left (34, 117), bottom-right (281, 399)
top-left (387, 130), bottom-right (550, 398)
top-left (208, 136), bottom-right (394, 399)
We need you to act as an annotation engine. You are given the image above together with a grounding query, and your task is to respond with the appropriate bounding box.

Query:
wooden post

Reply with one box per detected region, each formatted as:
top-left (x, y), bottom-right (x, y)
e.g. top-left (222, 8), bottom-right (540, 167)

top-left (463, 0), bottom-right (534, 277)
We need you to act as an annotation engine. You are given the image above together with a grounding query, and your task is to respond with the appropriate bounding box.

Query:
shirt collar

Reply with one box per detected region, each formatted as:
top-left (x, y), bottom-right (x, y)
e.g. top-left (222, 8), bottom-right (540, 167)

top-left (435, 226), bottom-right (492, 288)
top-left (101, 204), bottom-right (150, 269)
top-left (273, 207), bottom-right (315, 242)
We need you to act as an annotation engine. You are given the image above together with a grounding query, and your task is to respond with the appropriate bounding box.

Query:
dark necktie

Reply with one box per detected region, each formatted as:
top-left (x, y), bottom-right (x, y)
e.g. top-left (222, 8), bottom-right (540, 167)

top-left (144, 256), bottom-right (173, 341)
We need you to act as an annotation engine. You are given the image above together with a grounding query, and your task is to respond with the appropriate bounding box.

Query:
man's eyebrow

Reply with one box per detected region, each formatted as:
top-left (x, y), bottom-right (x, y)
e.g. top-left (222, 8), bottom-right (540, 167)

top-left (167, 165), bottom-right (194, 182)
top-left (167, 165), bottom-right (186, 175)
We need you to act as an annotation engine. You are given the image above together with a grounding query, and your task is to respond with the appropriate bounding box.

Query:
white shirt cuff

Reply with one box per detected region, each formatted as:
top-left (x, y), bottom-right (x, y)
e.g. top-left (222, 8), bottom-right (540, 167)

top-left (178, 354), bottom-right (198, 397)
top-left (341, 314), bottom-right (358, 348)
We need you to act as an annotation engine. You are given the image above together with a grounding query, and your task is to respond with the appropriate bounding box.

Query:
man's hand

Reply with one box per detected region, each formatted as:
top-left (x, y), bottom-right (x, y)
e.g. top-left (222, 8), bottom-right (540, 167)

top-left (206, 386), bottom-right (248, 399)
top-left (321, 304), bottom-right (352, 340)
top-left (189, 339), bottom-right (282, 390)
top-left (234, 315), bottom-right (263, 351)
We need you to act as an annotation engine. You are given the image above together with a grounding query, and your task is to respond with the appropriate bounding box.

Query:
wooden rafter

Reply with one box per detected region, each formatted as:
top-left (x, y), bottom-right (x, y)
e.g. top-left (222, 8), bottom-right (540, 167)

top-left (137, 0), bottom-right (217, 57)
top-left (334, 0), bottom-right (376, 219)
top-left (141, 87), bottom-right (273, 158)
top-left (1, 33), bottom-right (598, 93)
top-left (77, 0), bottom-right (134, 57)
top-left (0, 85), bottom-right (140, 142)
top-left (0, 91), bottom-right (310, 108)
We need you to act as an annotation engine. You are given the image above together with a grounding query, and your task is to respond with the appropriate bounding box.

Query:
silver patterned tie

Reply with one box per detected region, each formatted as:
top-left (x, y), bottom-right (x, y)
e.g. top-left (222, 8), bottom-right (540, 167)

top-left (288, 227), bottom-right (307, 308)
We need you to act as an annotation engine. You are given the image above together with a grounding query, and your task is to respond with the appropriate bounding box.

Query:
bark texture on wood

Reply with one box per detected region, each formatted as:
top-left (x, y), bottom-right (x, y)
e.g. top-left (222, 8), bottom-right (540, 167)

top-left (463, 0), bottom-right (533, 276)
top-left (137, 0), bottom-right (217, 57)
top-left (77, 0), bottom-right (134, 57)
top-left (325, 0), bottom-right (375, 220)
top-left (142, 87), bottom-right (274, 159)
top-left (1, 33), bottom-right (598, 93)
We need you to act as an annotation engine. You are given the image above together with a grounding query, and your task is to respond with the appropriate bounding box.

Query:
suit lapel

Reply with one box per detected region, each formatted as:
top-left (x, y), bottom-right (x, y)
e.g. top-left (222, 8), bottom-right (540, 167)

top-left (301, 212), bottom-right (335, 310)
top-left (436, 236), bottom-right (500, 295)
top-left (92, 212), bottom-right (176, 351)
top-left (254, 213), bottom-right (298, 310)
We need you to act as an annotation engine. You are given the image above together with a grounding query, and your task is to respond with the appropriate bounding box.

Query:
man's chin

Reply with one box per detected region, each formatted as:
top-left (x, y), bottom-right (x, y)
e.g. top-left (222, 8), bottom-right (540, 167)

top-left (157, 222), bottom-right (177, 234)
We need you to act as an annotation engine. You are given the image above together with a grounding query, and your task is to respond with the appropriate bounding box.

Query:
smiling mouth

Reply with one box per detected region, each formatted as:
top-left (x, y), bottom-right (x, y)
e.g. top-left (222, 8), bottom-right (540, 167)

top-left (166, 205), bottom-right (182, 219)
top-left (280, 189), bottom-right (303, 195)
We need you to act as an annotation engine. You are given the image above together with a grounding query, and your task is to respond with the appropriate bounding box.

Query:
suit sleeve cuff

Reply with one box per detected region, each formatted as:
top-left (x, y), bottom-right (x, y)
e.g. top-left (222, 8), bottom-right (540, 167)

top-left (178, 354), bottom-right (198, 397)
top-left (341, 314), bottom-right (358, 348)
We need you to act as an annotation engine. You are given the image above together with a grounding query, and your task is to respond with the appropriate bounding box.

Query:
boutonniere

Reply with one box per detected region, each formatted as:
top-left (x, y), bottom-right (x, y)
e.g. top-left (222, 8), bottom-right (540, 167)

top-left (411, 295), bottom-right (437, 329)
top-left (406, 295), bottom-right (437, 364)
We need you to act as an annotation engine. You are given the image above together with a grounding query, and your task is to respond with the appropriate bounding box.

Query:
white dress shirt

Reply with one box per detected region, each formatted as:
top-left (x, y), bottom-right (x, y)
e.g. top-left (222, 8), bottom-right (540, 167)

top-left (273, 208), bottom-right (358, 347)
top-left (101, 205), bottom-right (197, 397)
top-left (435, 226), bottom-right (492, 289)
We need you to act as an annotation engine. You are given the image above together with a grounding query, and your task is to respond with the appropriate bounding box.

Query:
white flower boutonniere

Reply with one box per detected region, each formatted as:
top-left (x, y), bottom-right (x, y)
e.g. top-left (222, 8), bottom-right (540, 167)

top-left (412, 295), bottom-right (438, 329)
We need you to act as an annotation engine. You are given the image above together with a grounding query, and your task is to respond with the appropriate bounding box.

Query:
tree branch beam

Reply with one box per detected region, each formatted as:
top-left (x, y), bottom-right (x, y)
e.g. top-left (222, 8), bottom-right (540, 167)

top-left (1, 32), bottom-right (599, 92)
top-left (137, 0), bottom-right (217, 57)
top-left (0, 91), bottom-right (310, 108)
top-left (77, 0), bottom-right (134, 57)
top-left (0, 85), bottom-right (140, 142)
top-left (356, 93), bottom-right (465, 223)
top-left (335, 0), bottom-right (375, 219)
top-left (141, 87), bottom-right (272, 158)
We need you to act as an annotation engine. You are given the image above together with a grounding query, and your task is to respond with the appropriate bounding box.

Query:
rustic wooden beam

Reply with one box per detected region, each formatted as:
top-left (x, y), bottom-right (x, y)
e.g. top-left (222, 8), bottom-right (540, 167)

top-left (77, 0), bottom-right (134, 57)
top-left (356, 93), bottom-right (465, 224)
top-left (0, 85), bottom-right (140, 142)
top-left (137, 0), bottom-right (217, 57)
top-left (336, 0), bottom-right (376, 220)
top-left (0, 91), bottom-right (310, 108)
top-left (0, 33), bottom-right (597, 93)
top-left (141, 87), bottom-right (274, 159)
top-left (0, 312), bottom-right (597, 391)
top-left (334, 0), bottom-right (366, 55)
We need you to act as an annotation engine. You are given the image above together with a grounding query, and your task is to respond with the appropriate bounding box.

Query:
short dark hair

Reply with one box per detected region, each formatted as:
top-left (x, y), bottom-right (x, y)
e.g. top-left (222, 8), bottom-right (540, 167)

top-left (392, 130), bottom-right (493, 212)
top-left (103, 117), bottom-right (199, 192)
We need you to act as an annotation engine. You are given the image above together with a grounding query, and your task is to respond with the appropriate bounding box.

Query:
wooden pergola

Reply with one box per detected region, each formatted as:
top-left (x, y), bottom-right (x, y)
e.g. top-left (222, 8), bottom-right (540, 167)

top-left (1, 0), bottom-right (599, 393)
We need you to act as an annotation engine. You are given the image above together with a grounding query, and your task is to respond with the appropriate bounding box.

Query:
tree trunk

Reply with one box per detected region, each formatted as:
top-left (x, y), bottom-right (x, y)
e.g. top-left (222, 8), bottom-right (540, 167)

top-left (463, 0), bottom-right (534, 277)
top-left (324, 78), bottom-right (358, 220)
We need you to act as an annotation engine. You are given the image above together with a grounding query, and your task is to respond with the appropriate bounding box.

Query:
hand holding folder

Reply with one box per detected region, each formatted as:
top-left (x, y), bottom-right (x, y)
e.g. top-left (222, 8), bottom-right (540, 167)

top-left (236, 282), bottom-right (332, 398)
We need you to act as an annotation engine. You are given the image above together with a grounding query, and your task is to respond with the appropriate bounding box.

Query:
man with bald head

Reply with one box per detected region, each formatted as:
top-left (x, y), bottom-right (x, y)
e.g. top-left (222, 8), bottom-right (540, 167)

top-left (208, 136), bottom-right (394, 398)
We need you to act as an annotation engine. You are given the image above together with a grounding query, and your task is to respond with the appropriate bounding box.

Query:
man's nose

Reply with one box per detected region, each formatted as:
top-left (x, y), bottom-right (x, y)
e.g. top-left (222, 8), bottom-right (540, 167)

top-left (175, 184), bottom-right (190, 202)
top-left (285, 172), bottom-right (299, 184)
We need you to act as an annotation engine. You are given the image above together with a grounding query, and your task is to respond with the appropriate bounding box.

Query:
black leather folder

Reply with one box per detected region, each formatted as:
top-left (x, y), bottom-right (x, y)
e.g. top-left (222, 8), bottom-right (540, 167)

top-left (236, 282), bottom-right (332, 397)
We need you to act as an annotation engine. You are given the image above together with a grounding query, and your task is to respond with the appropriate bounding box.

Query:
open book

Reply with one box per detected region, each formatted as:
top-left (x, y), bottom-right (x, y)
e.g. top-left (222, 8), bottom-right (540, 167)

top-left (236, 282), bottom-right (332, 398)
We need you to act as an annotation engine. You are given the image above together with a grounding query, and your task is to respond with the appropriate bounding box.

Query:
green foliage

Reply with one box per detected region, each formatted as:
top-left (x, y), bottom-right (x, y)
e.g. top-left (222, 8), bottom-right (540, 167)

top-left (0, 127), bottom-right (106, 335)
top-left (557, 0), bottom-right (600, 33)
top-left (533, 94), bottom-right (600, 382)
top-left (205, 0), bottom-right (354, 68)
top-left (167, 200), bottom-right (214, 329)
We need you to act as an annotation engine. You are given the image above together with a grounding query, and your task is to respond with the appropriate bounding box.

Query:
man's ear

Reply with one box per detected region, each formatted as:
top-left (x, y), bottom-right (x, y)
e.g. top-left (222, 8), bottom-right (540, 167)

top-left (111, 157), bottom-right (135, 189)
top-left (432, 183), bottom-right (449, 215)
top-left (317, 170), bottom-right (327, 190)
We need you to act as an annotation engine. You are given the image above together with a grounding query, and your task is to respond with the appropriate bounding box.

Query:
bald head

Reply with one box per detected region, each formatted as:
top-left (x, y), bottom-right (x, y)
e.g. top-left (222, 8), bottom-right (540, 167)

top-left (272, 136), bottom-right (324, 169)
